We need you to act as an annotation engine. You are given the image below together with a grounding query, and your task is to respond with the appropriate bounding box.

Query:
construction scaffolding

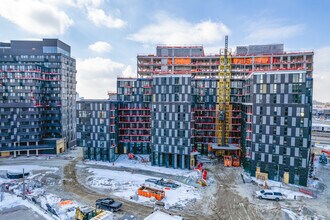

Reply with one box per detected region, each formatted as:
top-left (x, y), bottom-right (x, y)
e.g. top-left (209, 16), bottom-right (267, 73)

top-left (216, 36), bottom-right (232, 147)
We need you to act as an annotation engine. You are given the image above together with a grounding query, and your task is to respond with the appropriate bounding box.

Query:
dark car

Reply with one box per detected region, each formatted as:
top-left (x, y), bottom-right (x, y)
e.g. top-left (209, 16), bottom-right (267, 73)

top-left (96, 198), bottom-right (122, 212)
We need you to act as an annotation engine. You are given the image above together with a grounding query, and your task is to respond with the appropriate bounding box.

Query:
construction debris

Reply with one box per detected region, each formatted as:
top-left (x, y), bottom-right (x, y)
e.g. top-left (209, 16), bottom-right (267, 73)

top-left (145, 178), bottom-right (179, 189)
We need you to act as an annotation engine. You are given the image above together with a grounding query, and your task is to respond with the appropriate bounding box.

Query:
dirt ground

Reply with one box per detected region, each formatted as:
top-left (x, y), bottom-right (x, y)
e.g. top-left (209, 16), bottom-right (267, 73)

top-left (61, 157), bottom-right (156, 220)
top-left (73, 158), bottom-right (279, 220)
top-left (191, 164), bottom-right (272, 220)
top-left (1, 148), bottom-right (329, 220)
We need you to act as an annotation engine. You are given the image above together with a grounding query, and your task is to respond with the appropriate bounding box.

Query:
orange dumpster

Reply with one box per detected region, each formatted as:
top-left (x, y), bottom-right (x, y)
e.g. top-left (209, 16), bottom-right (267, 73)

top-left (137, 185), bottom-right (165, 201)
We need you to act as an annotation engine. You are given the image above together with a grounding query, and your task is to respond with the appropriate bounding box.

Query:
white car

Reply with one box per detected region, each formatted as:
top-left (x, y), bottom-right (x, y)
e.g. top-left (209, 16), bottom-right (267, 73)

top-left (255, 190), bottom-right (284, 201)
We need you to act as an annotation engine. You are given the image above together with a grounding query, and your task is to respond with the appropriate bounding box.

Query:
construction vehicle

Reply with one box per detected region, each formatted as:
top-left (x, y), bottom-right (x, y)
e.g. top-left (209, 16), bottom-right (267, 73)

top-left (75, 206), bottom-right (101, 220)
top-left (321, 149), bottom-right (330, 157)
top-left (319, 153), bottom-right (328, 164)
top-left (75, 206), bottom-right (113, 220)
top-left (128, 153), bottom-right (135, 159)
top-left (128, 153), bottom-right (150, 163)
top-left (91, 211), bottom-right (113, 220)
top-left (197, 178), bottom-right (208, 187)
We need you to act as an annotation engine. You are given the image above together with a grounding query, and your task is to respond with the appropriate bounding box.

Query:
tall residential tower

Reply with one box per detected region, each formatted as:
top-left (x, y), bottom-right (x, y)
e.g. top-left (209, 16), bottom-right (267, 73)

top-left (0, 39), bottom-right (77, 156)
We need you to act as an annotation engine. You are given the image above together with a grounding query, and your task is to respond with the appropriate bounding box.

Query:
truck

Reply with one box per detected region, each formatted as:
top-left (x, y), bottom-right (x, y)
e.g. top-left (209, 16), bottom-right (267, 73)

top-left (255, 190), bottom-right (284, 201)
top-left (95, 198), bottom-right (122, 212)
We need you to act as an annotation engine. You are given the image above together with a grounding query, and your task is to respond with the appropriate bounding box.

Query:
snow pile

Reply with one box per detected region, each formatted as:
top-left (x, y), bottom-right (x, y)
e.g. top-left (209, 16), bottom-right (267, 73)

top-left (314, 143), bottom-right (330, 150)
top-left (87, 168), bottom-right (148, 190)
top-left (0, 165), bottom-right (79, 220)
top-left (282, 207), bottom-right (302, 220)
top-left (40, 194), bottom-right (62, 208)
top-left (250, 177), bottom-right (313, 200)
top-left (0, 193), bottom-right (54, 220)
top-left (0, 165), bottom-right (58, 173)
top-left (86, 168), bottom-right (201, 208)
top-left (162, 186), bottom-right (200, 207)
top-left (252, 177), bottom-right (283, 188)
top-left (271, 187), bottom-right (313, 200)
top-left (85, 155), bottom-right (194, 177)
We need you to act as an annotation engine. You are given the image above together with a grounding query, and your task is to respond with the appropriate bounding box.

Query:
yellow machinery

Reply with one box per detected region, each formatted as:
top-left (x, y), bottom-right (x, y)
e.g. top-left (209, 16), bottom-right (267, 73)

top-left (216, 36), bottom-right (232, 147)
top-left (75, 206), bottom-right (103, 220)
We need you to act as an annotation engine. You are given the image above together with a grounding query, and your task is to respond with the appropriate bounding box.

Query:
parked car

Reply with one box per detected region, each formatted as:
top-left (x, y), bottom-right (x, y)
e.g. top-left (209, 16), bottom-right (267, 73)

top-left (255, 190), bottom-right (284, 201)
top-left (95, 198), bottom-right (122, 212)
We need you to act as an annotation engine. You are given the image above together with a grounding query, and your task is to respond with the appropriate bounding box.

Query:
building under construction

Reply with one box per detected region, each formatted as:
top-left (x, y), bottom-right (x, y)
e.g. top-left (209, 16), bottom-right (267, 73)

top-left (77, 40), bottom-right (313, 186)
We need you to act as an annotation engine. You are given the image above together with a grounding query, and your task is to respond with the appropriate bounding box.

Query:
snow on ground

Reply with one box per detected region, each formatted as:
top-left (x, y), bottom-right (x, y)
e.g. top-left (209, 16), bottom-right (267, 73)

top-left (85, 155), bottom-right (194, 177)
top-left (282, 207), bottom-right (303, 220)
top-left (87, 168), bottom-right (201, 208)
top-left (0, 165), bottom-right (78, 220)
top-left (0, 193), bottom-right (54, 220)
top-left (251, 177), bottom-right (283, 188)
top-left (272, 187), bottom-right (313, 200)
top-left (314, 143), bottom-right (330, 151)
top-left (87, 168), bottom-right (149, 190)
top-left (0, 185), bottom-right (79, 220)
top-left (0, 165), bottom-right (58, 173)
top-left (250, 177), bottom-right (313, 200)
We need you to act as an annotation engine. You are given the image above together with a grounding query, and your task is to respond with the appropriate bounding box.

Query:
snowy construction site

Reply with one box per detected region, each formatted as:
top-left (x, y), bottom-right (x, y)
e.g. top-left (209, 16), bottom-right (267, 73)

top-left (0, 147), bottom-right (329, 220)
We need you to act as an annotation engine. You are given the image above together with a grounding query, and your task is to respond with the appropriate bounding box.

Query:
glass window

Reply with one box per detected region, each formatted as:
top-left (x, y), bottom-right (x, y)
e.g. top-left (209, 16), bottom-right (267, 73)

top-left (292, 74), bottom-right (299, 83)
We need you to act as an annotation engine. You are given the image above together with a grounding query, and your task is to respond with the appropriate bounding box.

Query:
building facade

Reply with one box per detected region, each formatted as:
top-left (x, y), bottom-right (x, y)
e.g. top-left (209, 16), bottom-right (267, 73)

top-left (0, 39), bottom-right (76, 156)
top-left (245, 71), bottom-right (312, 186)
top-left (76, 44), bottom-right (313, 186)
top-left (76, 100), bottom-right (116, 161)
top-left (116, 77), bottom-right (152, 154)
top-left (151, 75), bottom-right (192, 168)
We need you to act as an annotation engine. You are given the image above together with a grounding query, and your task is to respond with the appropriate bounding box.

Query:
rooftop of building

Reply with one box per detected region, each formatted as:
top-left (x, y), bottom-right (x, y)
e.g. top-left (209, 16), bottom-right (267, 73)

top-left (0, 38), bottom-right (71, 57)
top-left (77, 99), bottom-right (110, 102)
top-left (137, 44), bottom-right (313, 57)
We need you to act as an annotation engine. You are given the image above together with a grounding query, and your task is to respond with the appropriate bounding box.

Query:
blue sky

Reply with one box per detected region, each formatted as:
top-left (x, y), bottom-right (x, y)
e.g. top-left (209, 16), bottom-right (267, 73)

top-left (0, 0), bottom-right (329, 101)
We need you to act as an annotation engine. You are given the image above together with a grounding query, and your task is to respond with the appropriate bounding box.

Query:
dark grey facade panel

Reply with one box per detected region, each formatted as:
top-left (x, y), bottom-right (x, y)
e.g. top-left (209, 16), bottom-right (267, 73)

top-left (248, 71), bottom-right (311, 186)
top-left (0, 39), bottom-right (76, 153)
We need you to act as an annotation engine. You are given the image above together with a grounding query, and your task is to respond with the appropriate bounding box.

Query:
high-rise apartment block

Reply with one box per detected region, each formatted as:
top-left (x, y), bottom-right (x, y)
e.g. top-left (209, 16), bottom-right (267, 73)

top-left (77, 43), bottom-right (313, 186)
top-left (76, 100), bottom-right (117, 161)
top-left (0, 39), bottom-right (76, 156)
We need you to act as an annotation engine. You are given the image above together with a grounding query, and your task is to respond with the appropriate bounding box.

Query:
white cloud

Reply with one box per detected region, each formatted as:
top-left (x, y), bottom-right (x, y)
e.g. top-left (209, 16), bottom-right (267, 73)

top-left (87, 8), bottom-right (126, 28)
top-left (128, 12), bottom-right (230, 46)
top-left (88, 41), bottom-right (112, 53)
top-left (69, 0), bottom-right (126, 29)
top-left (76, 57), bottom-right (130, 99)
top-left (122, 65), bottom-right (136, 77)
top-left (74, 0), bottom-right (103, 8)
top-left (245, 19), bottom-right (304, 43)
top-left (40, 0), bottom-right (102, 8)
top-left (314, 47), bottom-right (330, 102)
top-left (43, 0), bottom-right (126, 29)
top-left (0, 0), bottom-right (73, 36)
top-left (40, 0), bottom-right (77, 7)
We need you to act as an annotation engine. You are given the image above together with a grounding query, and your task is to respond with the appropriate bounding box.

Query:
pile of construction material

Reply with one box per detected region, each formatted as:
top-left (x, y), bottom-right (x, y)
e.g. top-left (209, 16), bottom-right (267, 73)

top-left (145, 178), bottom-right (179, 189)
